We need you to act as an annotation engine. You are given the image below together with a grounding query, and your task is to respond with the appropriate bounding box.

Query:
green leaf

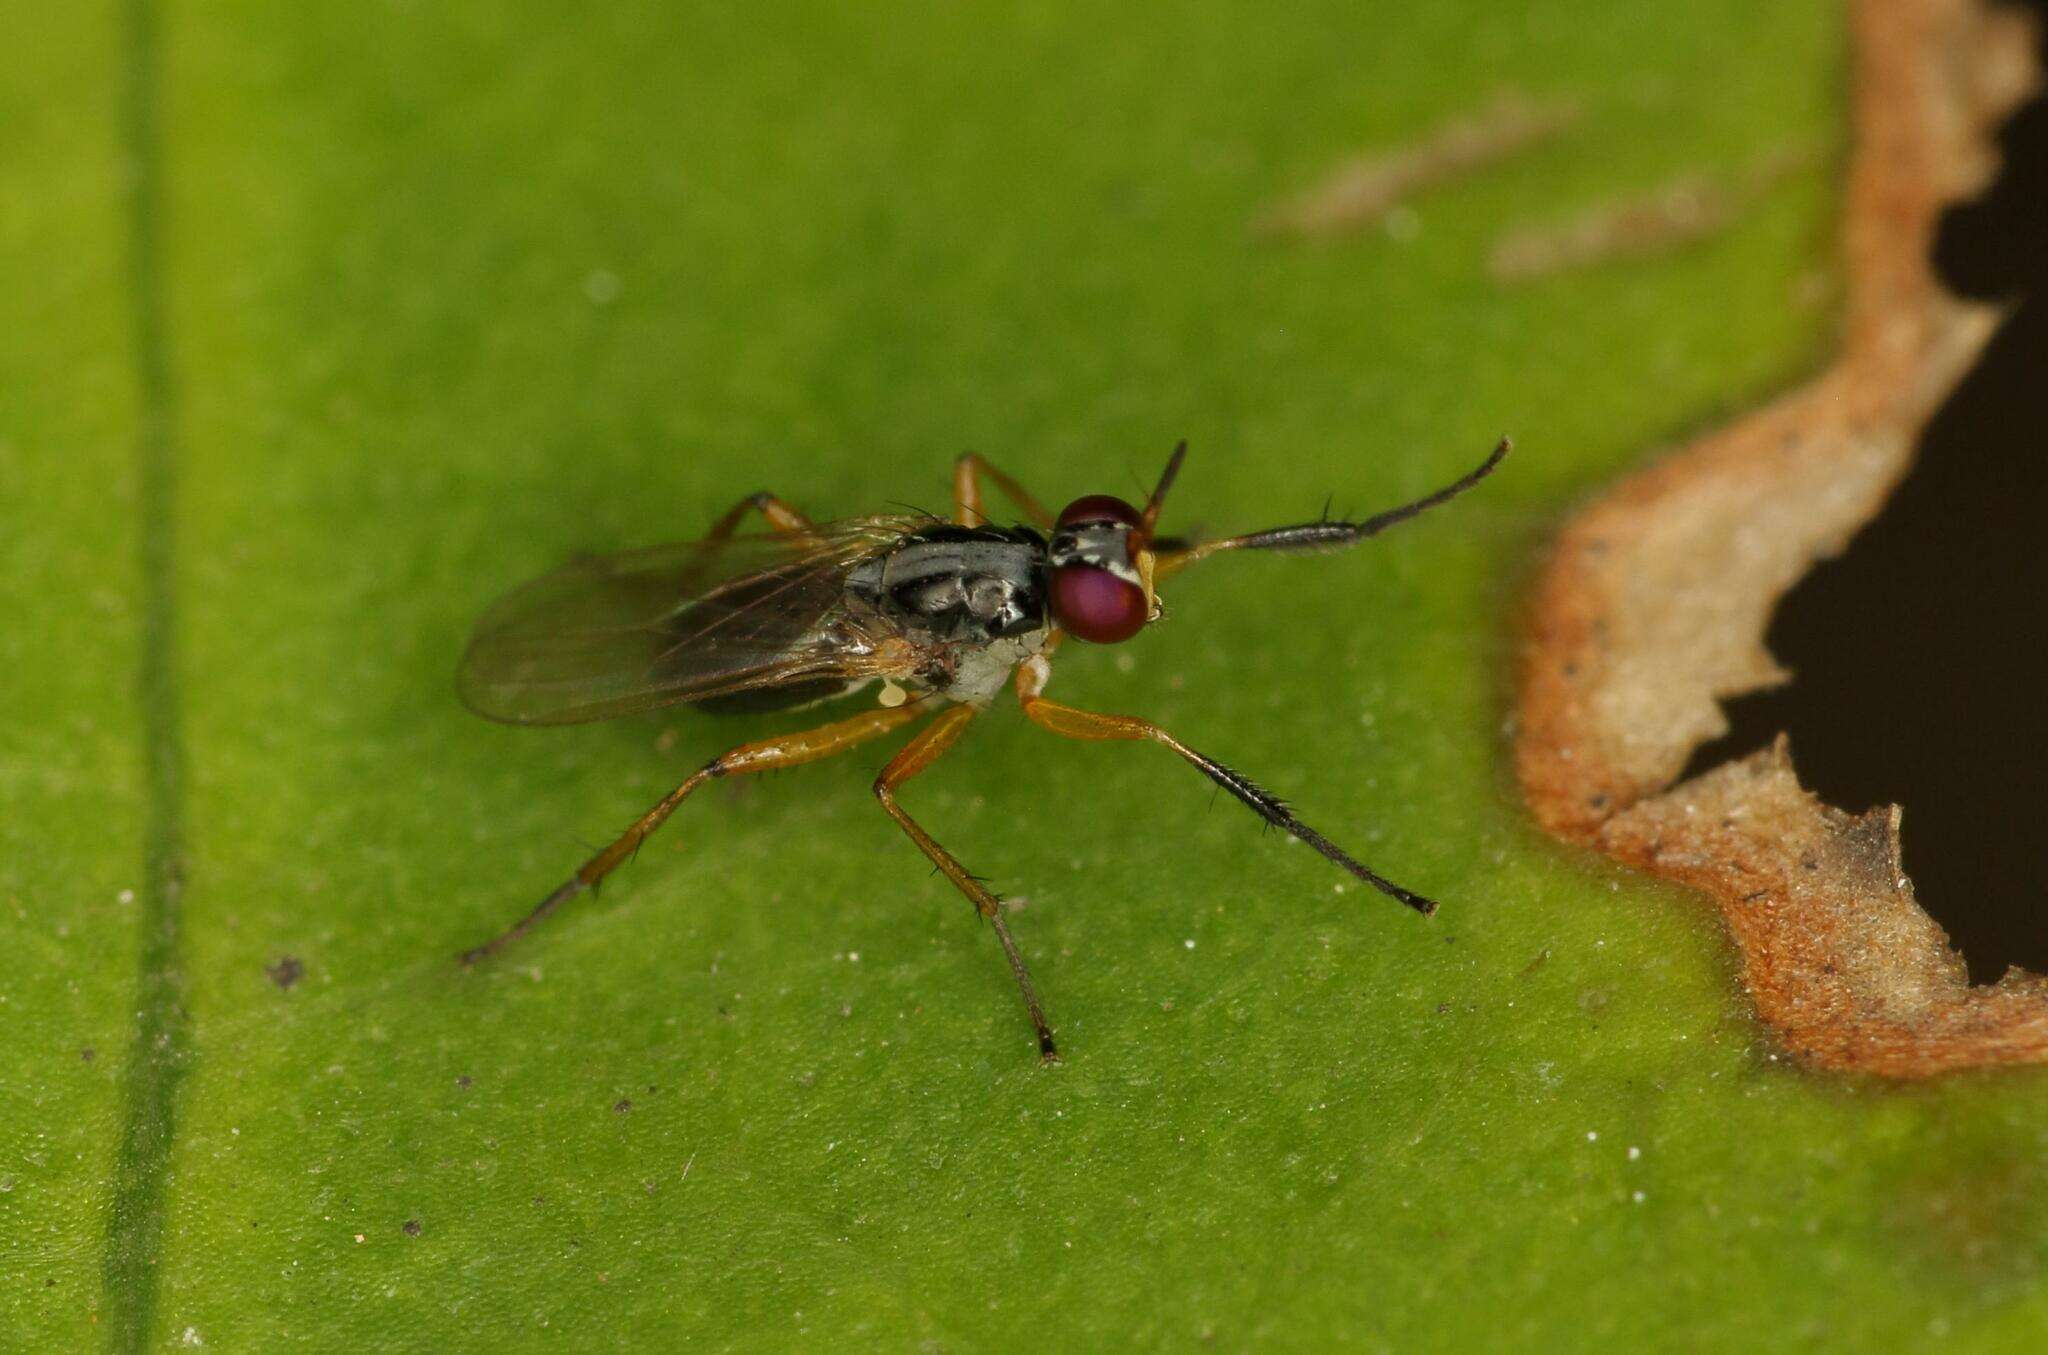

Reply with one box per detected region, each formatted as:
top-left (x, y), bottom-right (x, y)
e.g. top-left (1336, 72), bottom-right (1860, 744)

top-left (11, 1), bottom-right (2046, 1350)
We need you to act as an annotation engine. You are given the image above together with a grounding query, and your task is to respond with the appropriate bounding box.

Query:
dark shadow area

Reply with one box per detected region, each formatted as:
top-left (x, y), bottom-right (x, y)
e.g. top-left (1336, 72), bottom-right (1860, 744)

top-left (1686, 0), bottom-right (2048, 984)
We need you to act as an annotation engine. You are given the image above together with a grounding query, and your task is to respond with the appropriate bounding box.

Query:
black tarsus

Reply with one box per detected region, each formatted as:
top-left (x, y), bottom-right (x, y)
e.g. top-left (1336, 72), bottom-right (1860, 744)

top-left (461, 875), bottom-right (589, 966)
top-left (1173, 740), bottom-right (1438, 916)
top-left (462, 755), bottom-right (725, 966)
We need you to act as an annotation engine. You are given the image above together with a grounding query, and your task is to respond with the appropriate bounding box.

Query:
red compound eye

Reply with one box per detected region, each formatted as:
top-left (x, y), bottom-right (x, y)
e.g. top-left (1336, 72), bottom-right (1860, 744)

top-left (1051, 564), bottom-right (1147, 644)
top-left (1055, 494), bottom-right (1141, 529)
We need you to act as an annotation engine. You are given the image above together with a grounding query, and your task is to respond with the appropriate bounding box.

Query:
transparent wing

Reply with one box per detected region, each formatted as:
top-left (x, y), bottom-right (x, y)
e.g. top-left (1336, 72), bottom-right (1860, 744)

top-left (457, 515), bottom-right (929, 725)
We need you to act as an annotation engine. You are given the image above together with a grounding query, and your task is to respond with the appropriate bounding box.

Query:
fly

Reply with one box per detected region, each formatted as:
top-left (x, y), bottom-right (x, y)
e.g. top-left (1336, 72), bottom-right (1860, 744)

top-left (457, 439), bottom-right (1510, 1062)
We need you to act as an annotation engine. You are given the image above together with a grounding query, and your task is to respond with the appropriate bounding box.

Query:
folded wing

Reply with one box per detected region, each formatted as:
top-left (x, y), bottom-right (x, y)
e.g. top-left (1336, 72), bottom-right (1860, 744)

top-left (457, 516), bottom-right (926, 725)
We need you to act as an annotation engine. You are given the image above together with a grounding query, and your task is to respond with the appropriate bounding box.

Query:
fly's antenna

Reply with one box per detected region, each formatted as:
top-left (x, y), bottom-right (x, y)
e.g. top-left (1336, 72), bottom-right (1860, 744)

top-left (1131, 440), bottom-right (1187, 620)
top-left (1154, 436), bottom-right (1510, 577)
top-left (1139, 440), bottom-right (1187, 541)
top-left (1336, 435), bottom-right (1509, 541)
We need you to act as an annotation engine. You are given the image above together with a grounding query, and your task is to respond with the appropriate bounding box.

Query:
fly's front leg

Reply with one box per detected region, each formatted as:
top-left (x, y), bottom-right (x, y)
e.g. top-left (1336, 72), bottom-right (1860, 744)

top-left (954, 454), bottom-right (1055, 529)
top-left (462, 700), bottom-right (934, 965)
top-left (873, 703), bottom-right (1059, 1062)
top-left (1015, 661), bottom-right (1436, 915)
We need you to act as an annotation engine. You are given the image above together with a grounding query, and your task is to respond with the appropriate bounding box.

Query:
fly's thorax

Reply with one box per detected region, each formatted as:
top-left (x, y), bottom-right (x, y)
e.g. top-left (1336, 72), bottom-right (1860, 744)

top-left (841, 523), bottom-right (1054, 708)
top-left (847, 525), bottom-right (1050, 644)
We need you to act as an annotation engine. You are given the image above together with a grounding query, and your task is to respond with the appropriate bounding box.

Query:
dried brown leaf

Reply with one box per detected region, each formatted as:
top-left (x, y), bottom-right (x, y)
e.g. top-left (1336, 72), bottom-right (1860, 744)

top-left (1515, 0), bottom-right (2045, 1077)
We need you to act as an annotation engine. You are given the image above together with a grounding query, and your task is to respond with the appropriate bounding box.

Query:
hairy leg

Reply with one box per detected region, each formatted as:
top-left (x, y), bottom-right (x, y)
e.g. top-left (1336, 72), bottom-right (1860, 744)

top-left (873, 703), bottom-right (1059, 1060)
top-left (462, 700), bottom-right (932, 963)
top-left (1015, 656), bottom-right (1435, 914)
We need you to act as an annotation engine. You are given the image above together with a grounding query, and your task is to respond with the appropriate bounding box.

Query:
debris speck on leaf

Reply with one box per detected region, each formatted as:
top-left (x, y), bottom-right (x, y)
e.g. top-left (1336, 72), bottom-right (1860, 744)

top-left (1489, 144), bottom-right (1819, 281)
top-left (1255, 91), bottom-right (1579, 240)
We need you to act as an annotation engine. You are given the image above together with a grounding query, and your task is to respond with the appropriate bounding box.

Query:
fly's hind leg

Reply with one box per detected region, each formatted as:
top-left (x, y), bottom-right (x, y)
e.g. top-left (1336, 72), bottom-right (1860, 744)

top-left (662, 490), bottom-right (819, 614)
top-left (703, 490), bottom-right (815, 539)
top-left (873, 703), bottom-right (1059, 1062)
top-left (954, 454), bottom-right (1055, 529)
top-left (462, 700), bottom-right (933, 965)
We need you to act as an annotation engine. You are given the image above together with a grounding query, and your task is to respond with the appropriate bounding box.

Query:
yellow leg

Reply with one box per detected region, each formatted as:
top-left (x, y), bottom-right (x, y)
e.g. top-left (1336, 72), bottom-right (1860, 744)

top-left (874, 703), bottom-right (1059, 1061)
top-left (1016, 682), bottom-right (1437, 915)
top-left (462, 700), bottom-right (933, 964)
top-left (702, 489), bottom-right (814, 538)
top-left (954, 453), bottom-right (1055, 529)
top-left (659, 491), bottom-right (822, 596)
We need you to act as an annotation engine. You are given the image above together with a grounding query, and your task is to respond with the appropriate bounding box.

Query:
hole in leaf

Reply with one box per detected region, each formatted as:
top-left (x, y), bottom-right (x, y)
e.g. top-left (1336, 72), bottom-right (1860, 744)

top-left (1687, 17), bottom-right (2048, 984)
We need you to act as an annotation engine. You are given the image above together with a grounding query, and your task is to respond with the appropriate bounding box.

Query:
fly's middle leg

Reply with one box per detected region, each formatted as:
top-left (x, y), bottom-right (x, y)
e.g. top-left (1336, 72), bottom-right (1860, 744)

top-left (873, 702), bottom-right (1059, 1062)
top-left (953, 454), bottom-right (1055, 529)
top-left (703, 490), bottom-right (814, 538)
top-left (461, 700), bottom-right (933, 965)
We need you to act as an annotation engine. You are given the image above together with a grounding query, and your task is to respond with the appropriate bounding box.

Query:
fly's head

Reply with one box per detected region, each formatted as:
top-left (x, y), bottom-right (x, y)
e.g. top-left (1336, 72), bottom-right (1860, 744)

top-left (1045, 442), bottom-right (1185, 645)
top-left (1046, 497), bottom-right (1147, 643)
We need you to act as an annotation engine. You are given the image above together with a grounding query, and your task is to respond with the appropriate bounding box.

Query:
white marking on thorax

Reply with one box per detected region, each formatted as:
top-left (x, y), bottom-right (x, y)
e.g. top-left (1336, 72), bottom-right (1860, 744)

top-left (943, 627), bottom-right (1050, 706)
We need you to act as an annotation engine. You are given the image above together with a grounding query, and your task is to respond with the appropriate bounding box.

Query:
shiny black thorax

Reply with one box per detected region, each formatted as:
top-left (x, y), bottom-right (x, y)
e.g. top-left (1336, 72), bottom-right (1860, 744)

top-left (846, 523), bottom-right (1049, 643)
